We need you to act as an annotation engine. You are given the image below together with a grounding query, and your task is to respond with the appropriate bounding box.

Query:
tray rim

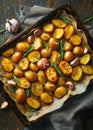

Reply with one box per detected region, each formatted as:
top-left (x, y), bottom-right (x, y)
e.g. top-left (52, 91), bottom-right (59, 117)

top-left (0, 4), bottom-right (93, 126)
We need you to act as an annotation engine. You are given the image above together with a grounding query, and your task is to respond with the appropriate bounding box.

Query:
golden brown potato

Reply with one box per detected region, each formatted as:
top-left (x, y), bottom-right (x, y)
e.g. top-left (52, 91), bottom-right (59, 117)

top-left (64, 42), bottom-right (73, 51)
top-left (16, 41), bottom-right (30, 52)
top-left (64, 51), bottom-right (74, 62)
top-left (53, 28), bottom-right (64, 39)
top-left (12, 51), bottom-right (23, 63)
top-left (50, 50), bottom-right (60, 65)
top-left (24, 70), bottom-right (37, 82)
top-left (17, 77), bottom-right (30, 89)
top-left (54, 86), bottom-right (67, 99)
top-left (2, 48), bottom-right (14, 58)
top-left (57, 77), bottom-right (67, 86)
top-left (29, 63), bottom-right (38, 72)
top-left (73, 46), bottom-right (83, 56)
top-left (59, 61), bottom-right (72, 76)
top-left (64, 24), bottom-right (74, 39)
top-left (52, 19), bottom-right (66, 28)
top-left (37, 58), bottom-right (50, 70)
top-left (43, 23), bottom-right (54, 33)
top-left (15, 88), bottom-right (26, 103)
top-left (13, 67), bottom-right (23, 77)
top-left (48, 37), bottom-right (59, 50)
top-left (41, 48), bottom-right (52, 58)
top-left (71, 66), bottom-right (83, 81)
top-left (40, 92), bottom-right (53, 104)
top-left (27, 51), bottom-right (40, 63)
top-left (70, 34), bottom-right (81, 45)
top-left (37, 70), bottom-right (46, 84)
top-left (80, 53), bottom-right (91, 65)
top-left (5, 72), bottom-right (13, 79)
top-left (26, 97), bottom-right (41, 109)
top-left (40, 32), bottom-right (50, 41)
top-left (81, 65), bottom-right (93, 75)
top-left (33, 37), bottom-right (42, 51)
top-left (18, 57), bottom-right (29, 70)
top-left (44, 82), bottom-right (56, 92)
top-left (1, 58), bottom-right (14, 72)
top-left (31, 82), bottom-right (44, 96)
top-left (46, 67), bottom-right (58, 83)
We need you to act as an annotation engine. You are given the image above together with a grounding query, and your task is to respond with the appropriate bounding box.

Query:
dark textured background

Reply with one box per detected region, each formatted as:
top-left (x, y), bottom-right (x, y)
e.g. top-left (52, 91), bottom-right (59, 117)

top-left (0, 0), bottom-right (93, 130)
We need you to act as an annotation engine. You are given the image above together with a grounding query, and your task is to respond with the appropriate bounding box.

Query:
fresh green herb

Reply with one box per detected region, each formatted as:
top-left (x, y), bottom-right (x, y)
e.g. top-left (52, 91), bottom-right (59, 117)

top-left (23, 45), bottom-right (34, 57)
top-left (28, 108), bottom-right (36, 113)
top-left (26, 89), bottom-right (30, 97)
top-left (42, 41), bottom-right (48, 48)
top-left (83, 16), bottom-right (93, 24)
top-left (51, 62), bottom-right (63, 77)
top-left (13, 75), bottom-right (20, 84)
top-left (59, 39), bottom-right (64, 60)
top-left (9, 86), bottom-right (15, 93)
top-left (0, 28), bottom-right (5, 34)
top-left (59, 15), bottom-right (72, 24)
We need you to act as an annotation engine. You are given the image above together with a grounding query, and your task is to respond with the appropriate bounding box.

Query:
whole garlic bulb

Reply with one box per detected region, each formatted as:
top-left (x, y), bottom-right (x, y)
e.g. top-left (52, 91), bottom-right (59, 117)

top-left (5, 18), bottom-right (20, 33)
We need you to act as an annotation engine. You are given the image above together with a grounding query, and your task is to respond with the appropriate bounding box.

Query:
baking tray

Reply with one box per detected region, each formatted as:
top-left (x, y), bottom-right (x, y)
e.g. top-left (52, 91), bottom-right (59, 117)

top-left (0, 5), bottom-right (93, 126)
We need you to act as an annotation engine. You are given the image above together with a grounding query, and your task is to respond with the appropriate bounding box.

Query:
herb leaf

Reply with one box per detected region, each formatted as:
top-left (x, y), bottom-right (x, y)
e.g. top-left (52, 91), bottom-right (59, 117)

top-left (26, 89), bottom-right (30, 97)
top-left (59, 15), bottom-right (72, 24)
top-left (0, 28), bottom-right (5, 34)
top-left (51, 62), bottom-right (63, 77)
top-left (28, 108), bottom-right (36, 113)
top-left (9, 86), bottom-right (15, 93)
top-left (83, 16), bottom-right (93, 24)
top-left (42, 41), bottom-right (48, 48)
top-left (59, 39), bottom-right (64, 60)
top-left (23, 45), bottom-right (34, 57)
top-left (13, 75), bottom-right (20, 84)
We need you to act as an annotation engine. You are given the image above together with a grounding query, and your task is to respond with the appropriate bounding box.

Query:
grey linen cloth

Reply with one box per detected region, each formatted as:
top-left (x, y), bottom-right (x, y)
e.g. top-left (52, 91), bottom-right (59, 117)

top-left (6, 5), bottom-right (93, 130)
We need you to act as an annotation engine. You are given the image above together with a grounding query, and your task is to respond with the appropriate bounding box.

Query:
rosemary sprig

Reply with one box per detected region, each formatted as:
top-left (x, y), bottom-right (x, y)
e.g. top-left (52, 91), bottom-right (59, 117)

top-left (28, 108), bottom-right (36, 113)
top-left (9, 86), bottom-right (15, 93)
top-left (59, 15), bottom-right (72, 24)
top-left (42, 41), bottom-right (48, 48)
top-left (23, 45), bottom-right (34, 57)
top-left (59, 39), bottom-right (64, 60)
top-left (83, 16), bottom-right (93, 24)
top-left (26, 89), bottom-right (31, 97)
top-left (13, 75), bottom-right (20, 84)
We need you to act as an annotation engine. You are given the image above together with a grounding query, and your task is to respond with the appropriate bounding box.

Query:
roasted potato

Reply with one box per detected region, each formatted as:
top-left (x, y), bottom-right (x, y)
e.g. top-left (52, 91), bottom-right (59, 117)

top-left (48, 37), bottom-right (59, 50)
top-left (40, 32), bottom-right (50, 41)
top-left (40, 92), bottom-right (53, 104)
top-left (71, 66), bottom-right (83, 81)
top-left (64, 24), bottom-right (74, 39)
top-left (53, 28), bottom-right (64, 39)
top-left (5, 72), bottom-right (13, 79)
top-left (43, 23), bottom-right (54, 33)
top-left (15, 88), bottom-right (26, 103)
top-left (16, 41), bottom-right (30, 52)
top-left (81, 65), bottom-right (93, 75)
top-left (37, 58), bottom-right (50, 70)
top-left (50, 50), bottom-right (60, 64)
top-left (27, 51), bottom-right (40, 63)
top-left (44, 82), bottom-right (56, 92)
top-left (52, 19), bottom-right (66, 28)
top-left (73, 46), bottom-right (83, 56)
top-left (17, 77), bottom-right (30, 89)
top-left (64, 51), bottom-right (74, 62)
top-left (1, 58), bottom-right (14, 72)
top-left (33, 37), bottom-right (42, 51)
top-left (18, 57), bottom-right (29, 70)
top-left (2, 48), bottom-right (14, 57)
top-left (59, 61), bottom-right (72, 76)
top-left (12, 51), bottom-right (22, 63)
top-left (70, 34), bottom-right (81, 45)
top-left (64, 42), bottom-right (73, 51)
top-left (57, 77), bottom-right (67, 86)
top-left (46, 67), bottom-right (58, 83)
top-left (24, 70), bottom-right (37, 82)
top-left (26, 97), bottom-right (41, 109)
top-left (80, 53), bottom-right (91, 65)
top-left (41, 48), bottom-right (52, 58)
top-left (54, 86), bottom-right (67, 99)
top-left (13, 67), bottom-right (23, 77)
top-left (29, 63), bottom-right (38, 72)
top-left (31, 82), bottom-right (43, 96)
top-left (37, 70), bottom-right (46, 84)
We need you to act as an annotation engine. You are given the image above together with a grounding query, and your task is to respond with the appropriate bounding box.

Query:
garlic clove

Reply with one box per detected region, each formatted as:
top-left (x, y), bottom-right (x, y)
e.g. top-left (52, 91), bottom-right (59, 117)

top-left (5, 18), bottom-right (20, 33)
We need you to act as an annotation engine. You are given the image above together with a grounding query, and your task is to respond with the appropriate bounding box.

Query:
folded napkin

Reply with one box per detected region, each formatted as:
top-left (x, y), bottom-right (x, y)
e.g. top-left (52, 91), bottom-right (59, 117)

top-left (4, 5), bottom-right (93, 130)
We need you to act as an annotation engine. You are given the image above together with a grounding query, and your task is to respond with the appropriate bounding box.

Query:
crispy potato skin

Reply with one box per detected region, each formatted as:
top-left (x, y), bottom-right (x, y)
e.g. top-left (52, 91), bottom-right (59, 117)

top-left (80, 54), bottom-right (91, 65)
top-left (44, 82), bottom-right (56, 92)
top-left (18, 57), bottom-right (29, 70)
top-left (52, 19), bottom-right (66, 28)
top-left (40, 92), bottom-right (53, 104)
top-left (2, 48), bottom-right (14, 58)
top-left (81, 65), bottom-right (93, 75)
top-left (43, 23), bottom-right (54, 33)
top-left (50, 50), bottom-right (60, 65)
top-left (26, 97), bottom-right (41, 109)
top-left (13, 67), bottom-right (23, 77)
top-left (64, 24), bottom-right (74, 39)
top-left (15, 88), bottom-right (26, 103)
top-left (16, 41), bottom-right (30, 52)
top-left (70, 34), bottom-right (81, 45)
top-left (12, 51), bottom-right (22, 63)
top-left (46, 67), bottom-right (58, 83)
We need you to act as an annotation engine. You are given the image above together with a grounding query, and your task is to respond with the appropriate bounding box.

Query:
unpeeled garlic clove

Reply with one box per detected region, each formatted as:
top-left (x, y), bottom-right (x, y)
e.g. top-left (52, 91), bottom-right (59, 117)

top-left (5, 18), bottom-right (20, 33)
top-left (0, 101), bottom-right (8, 110)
